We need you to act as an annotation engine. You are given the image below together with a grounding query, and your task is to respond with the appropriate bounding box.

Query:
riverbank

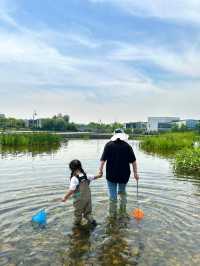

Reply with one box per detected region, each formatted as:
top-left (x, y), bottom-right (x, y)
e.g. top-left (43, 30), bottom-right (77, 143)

top-left (0, 131), bottom-right (147, 140)
top-left (140, 132), bottom-right (200, 176)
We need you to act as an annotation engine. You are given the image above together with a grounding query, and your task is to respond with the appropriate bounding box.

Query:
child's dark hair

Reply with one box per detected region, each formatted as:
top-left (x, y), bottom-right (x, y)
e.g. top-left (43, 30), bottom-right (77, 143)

top-left (69, 159), bottom-right (86, 178)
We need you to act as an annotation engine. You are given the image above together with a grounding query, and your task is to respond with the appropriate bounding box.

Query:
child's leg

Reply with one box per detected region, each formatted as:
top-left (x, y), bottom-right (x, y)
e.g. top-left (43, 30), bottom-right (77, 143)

top-left (73, 200), bottom-right (83, 225)
top-left (83, 199), bottom-right (94, 223)
top-left (118, 183), bottom-right (127, 215)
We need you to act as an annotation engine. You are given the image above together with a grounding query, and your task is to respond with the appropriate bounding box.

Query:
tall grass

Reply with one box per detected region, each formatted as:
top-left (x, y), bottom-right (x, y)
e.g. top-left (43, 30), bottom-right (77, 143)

top-left (140, 132), bottom-right (197, 155)
top-left (0, 133), bottom-right (61, 147)
top-left (140, 132), bottom-right (200, 176)
top-left (174, 148), bottom-right (200, 176)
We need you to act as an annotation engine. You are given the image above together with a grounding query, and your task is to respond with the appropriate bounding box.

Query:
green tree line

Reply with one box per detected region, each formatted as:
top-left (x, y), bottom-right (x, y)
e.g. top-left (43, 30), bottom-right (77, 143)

top-left (0, 115), bottom-right (124, 133)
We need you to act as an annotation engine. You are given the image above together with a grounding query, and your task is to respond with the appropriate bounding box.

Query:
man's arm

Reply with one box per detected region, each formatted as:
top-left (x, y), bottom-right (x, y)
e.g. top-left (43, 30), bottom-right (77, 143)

top-left (131, 161), bottom-right (139, 180)
top-left (99, 160), bottom-right (105, 175)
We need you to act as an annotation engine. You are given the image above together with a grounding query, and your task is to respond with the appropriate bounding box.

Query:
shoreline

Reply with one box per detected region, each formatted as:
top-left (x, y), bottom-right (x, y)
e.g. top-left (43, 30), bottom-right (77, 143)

top-left (0, 131), bottom-right (146, 139)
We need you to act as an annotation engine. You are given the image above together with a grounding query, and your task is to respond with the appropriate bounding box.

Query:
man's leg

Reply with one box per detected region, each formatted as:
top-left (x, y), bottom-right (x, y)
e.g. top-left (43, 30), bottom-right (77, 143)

top-left (107, 180), bottom-right (118, 218)
top-left (118, 183), bottom-right (127, 215)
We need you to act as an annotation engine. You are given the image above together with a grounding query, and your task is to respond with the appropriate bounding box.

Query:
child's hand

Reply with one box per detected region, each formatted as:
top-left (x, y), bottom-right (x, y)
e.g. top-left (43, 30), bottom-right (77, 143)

top-left (95, 172), bottom-right (103, 179)
top-left (61, 190), bottom-right (74, 202)
top-left (61, 197), bottom-right (67, 202)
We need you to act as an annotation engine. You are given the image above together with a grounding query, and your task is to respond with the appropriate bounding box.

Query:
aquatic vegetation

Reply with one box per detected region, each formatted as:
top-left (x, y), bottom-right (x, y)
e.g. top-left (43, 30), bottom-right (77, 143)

top-left (140, 132), bottom-right (200, 176)
top-left (140, 132), bottom-right (197, 154)
top-left (0, 133), bottom-right (61, 147)
top-left (174, 148), bottom-right (200, 176)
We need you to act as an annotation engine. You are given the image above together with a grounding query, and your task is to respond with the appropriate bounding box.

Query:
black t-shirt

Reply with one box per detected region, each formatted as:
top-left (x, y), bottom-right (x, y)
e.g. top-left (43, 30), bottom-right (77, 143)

top-left (100, 140), bottom-right (136, 183)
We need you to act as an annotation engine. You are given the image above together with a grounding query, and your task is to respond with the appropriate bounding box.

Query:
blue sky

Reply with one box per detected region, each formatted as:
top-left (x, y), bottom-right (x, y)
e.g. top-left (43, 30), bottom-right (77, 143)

top-left (0, 0), bottom-right (199, 122)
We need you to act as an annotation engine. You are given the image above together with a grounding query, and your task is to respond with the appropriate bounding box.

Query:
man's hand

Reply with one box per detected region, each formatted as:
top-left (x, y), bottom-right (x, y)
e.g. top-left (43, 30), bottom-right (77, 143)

top-left (134, 173), bottom-right (139, 181)
top-left (95, 171), bottom-right (103, 179)
top-left (99, 170), bottom-right (103, 176)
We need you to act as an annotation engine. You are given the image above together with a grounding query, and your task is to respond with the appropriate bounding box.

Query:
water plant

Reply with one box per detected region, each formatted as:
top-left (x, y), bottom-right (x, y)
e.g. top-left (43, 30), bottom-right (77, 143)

top-left (140, 132), bottom-right (200, 176)
top-left (174, 148), bottom-right (200, 176)
top-left (0, 133), bottom-right (61, 147)
top-left (140, 132), bottom-right (197, 155)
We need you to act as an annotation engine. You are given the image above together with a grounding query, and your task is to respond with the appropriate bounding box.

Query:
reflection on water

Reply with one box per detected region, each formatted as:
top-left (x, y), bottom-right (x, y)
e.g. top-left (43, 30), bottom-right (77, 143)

top-left (0, 140), bottom-right (200, 266)
top-left (60, 216), bottom-right (144, 266)
top-left (0, 142), bottom-right (62, 159)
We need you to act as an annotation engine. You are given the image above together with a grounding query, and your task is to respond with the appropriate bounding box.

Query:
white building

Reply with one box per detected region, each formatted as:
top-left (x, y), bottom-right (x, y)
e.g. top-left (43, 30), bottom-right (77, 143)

top-left (173, 119), bottom-right (199, 129)
top-left (24, 119), bottom-right (42, 128)
top-left (147, 117), bottom-right (180, 132)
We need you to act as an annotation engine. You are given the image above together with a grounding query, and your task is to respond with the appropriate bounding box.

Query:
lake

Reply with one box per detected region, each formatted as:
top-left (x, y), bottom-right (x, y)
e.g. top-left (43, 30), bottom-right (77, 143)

top-left (0, 140), bottom-right (200, 266)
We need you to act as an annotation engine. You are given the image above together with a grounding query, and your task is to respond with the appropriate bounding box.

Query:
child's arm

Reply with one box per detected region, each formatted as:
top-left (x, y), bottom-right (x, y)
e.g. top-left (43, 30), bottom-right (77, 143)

top-left (87, 172), bottom-right (103, 182)
top-left (62, 176), bottom-right (79, 202)
top-left (94, 172), bottom-right (103, 179)
top-left (62, 189), bottom-right (75, 202)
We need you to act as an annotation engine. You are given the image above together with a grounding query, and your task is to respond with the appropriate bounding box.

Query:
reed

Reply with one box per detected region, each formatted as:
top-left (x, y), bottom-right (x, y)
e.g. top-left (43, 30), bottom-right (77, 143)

top-left (0, 133), bottom-right (61, 147)
top-left (140, 132), bottom-right (200, 176)
top-left (174, 148), bottom-right (200, 176)
top-left (140, 132), bottom-right (197, 155)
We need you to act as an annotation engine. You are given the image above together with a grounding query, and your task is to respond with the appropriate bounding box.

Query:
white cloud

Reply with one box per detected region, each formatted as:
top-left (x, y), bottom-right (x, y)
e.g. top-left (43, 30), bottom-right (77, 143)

top-left (0, 0), bottom-right (21, 30)
top-left (0, 0), bottom-right (199, 122)
top-left (0, 22), bottom-right (199, 121)
top-left (110, 42), bottom-right (200, 78)
top-left (89, 0), bottom-right (200, 24)
top-left (1, 80), bottom-right (199, 122)
top-left (0, 25), bottom-right (160, 94)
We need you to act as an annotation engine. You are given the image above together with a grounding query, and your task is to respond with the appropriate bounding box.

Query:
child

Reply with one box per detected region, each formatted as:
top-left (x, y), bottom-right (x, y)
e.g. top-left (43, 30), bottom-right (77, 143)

top-left (62, 159), bottom-right (102, 226)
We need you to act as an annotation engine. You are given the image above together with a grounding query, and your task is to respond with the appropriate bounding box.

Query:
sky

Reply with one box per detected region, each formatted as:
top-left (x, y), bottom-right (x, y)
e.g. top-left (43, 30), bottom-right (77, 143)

top-left (0, 0), bottom-right (200, 123)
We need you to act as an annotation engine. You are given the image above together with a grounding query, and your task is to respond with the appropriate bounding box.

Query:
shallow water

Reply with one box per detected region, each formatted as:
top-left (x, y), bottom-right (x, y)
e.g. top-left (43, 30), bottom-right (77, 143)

top-left (0, 140), bottom-right (200, 266)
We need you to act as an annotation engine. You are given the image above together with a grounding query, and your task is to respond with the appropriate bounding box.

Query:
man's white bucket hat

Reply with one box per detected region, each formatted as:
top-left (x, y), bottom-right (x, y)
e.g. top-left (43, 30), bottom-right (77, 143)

top-left (111, 128), bottom-right (129, 141)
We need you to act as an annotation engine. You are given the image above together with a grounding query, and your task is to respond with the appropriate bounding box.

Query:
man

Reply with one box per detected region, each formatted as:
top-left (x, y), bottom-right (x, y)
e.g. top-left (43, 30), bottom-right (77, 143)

top-left (99, 128), bottom-right (139, 217)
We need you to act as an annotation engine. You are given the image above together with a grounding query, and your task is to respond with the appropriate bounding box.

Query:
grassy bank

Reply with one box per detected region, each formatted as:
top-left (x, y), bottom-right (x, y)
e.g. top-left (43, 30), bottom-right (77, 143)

top-left (0, 133), bottom-right (61, 147)
top-left (140, 132), bottom-right (197, 155)
top-left (140, 132), bottom-right (200, 176)
top-left (174, 148), bottom-right (200, 176)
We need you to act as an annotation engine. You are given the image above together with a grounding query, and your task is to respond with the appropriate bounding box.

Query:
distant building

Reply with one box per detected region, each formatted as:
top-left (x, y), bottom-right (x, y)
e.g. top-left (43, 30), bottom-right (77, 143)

top-left (125, 122), bottom-right (147, 132)
top-left (0, 114), bottom-right (5, 119)
top-left (157, 122), bottom-right (172, 132)
top-left (172, 119), bottom-right (199, 130)
top-left (24, 119), bottom-right (42, 128)
top-left (147, 117), bottom-right (180, 132)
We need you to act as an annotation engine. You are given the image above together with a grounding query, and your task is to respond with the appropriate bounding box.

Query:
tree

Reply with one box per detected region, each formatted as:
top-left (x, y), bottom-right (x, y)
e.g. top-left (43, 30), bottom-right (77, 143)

top-left (42, 118), bottom-right (55, 130)
top-left (53, 118), bottom-right (66, 131)
top-left (111, 122), bottom-right (124, 132)
top-left (63, 114), bottom-right (70, 123)
top-left (66, 123), bottom-right (77, 131)
top-left (196, 122), bottom-right (200, 134)
top-left (171, 124), bottom-right (179, 132)
top-left (180, 124), bottom-right (187, 132)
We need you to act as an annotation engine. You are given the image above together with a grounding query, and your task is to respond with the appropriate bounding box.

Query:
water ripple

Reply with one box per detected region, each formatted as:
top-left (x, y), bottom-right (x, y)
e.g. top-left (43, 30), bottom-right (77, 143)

top-left (0, 140), bottom-right (200, 265)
